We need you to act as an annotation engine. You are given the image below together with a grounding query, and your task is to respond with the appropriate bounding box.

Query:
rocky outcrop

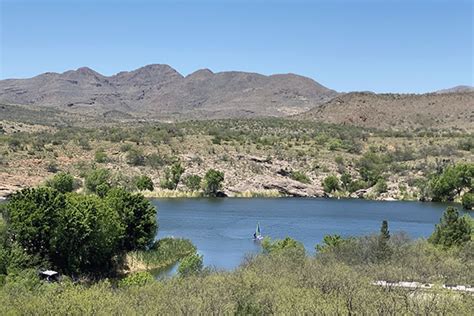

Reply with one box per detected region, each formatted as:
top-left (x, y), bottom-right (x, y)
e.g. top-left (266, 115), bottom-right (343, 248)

top-left (227, 175), bottom-right (325, 197)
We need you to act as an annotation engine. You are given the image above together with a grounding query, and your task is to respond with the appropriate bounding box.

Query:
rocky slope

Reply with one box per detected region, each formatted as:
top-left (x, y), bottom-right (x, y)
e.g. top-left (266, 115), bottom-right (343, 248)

top-left (295, 91), bottom-right (474, 130)
top-left (0, 65), bottom-right (337, 120)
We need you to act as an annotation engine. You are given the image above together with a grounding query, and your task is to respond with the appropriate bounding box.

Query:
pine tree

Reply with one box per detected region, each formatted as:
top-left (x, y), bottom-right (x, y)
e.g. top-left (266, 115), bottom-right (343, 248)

top-left (376, 220), bottom-right (391, 261)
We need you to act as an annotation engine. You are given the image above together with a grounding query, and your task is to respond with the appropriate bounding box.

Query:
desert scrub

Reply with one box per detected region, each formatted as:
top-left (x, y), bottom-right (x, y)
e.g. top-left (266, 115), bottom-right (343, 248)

top-left (126, 238), bottom-right (196, 272)
top-left (290, 170), bottom-right (311, 184)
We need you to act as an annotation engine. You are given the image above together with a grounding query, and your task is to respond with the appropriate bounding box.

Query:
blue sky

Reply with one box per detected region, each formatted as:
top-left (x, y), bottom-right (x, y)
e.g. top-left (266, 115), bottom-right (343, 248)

top-left (0, 0), bottom-right (472, 92)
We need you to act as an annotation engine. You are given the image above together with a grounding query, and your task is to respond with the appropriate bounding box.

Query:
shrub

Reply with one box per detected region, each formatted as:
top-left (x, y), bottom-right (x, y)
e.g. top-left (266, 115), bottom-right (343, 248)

top-left (323, 175), bottom-right (340, 193)
top-left (290, 171), bottom-right (311, 184)
top-left (119, 271), bottom-right (154, 287)
top-left (45, 172), bottom-right (75, 193)
top-left (178, 253), bottom-right (203, 277)
top-left (85, 168), bottom-right (111, 195)
top-left (202, 169), bottom-right (224, 197)
top-left (184, 174), bottom-right (202, 191)
top-left (94, 149), bottom-right (108, 163)
top-left (46, 161), bottom-right (59, 173)
top-left (126, 148), bottom-right (145, 166)
top-left (429, 163), bottom-right (474, 201)
top-left (462, 192), bottom-right (473, 210)
top-left (135, 175), bottom-right (154, 191)
top-left (374, 178), bottom-right (388, 194)
top-left (160, 162), bottom-right (185, 190)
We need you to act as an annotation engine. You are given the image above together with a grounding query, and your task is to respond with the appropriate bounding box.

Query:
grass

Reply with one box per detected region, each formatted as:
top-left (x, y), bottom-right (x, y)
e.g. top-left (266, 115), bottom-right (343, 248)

top-left (126, 238), bottom-right (196, 273)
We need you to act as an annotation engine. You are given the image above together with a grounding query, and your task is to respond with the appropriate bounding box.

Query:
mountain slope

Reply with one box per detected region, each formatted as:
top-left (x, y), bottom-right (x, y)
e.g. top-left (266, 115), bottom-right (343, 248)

top-left (0, 65), bottom-right (337, 119)
top-left (295, 91), bottom-right (474, 130)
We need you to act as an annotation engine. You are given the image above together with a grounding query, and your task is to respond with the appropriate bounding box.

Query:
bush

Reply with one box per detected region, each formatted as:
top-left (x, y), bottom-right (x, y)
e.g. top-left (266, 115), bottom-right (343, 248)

top-left (94, 149), bottom-right (108, 163)
top-left (374, 179), bottom-right (388, 194)
top-left (45, 172), bottom-right (75, 193)
top-left (323, 175), bottom-right (340, 193)
top-left (184, 174), bottom-right (202, 191)
top-left (126, 148), bottom-right (145, 166)
top-left (85, 168), bottom-right (111, 195)
top-left (118, 271), bottom-right (154, 287)
top-left (135, 175), bottom-right (154, 191)
top-left (429, 207), bottom-right (471, 248)
top-left (429, 163), bottom-right (474, 201)
top-left (178, 253), bottom-right (203, 277)
top-left (290, 171), bottom-right (311, 184)
top-left (462, 192), bottom-right (473, 210)
top-left (202, 169), bottom-right (224, 197)
top-left (160, 162), bottom-right (185, 190)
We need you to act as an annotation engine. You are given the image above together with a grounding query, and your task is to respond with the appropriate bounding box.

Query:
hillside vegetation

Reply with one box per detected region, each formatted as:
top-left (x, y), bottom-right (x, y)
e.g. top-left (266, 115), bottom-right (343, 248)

top-left (1, 119), bottom-right (472, 203)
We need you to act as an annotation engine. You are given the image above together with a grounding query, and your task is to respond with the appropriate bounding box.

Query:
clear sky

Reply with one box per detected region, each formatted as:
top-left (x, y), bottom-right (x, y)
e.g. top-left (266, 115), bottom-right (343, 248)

top-left (0, 0), bottom-right (472, 93)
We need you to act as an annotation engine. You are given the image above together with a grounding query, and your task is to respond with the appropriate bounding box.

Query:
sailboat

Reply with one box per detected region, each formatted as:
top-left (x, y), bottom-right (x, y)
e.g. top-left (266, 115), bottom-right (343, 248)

top-left (253, 222), bottom-right (264, 241)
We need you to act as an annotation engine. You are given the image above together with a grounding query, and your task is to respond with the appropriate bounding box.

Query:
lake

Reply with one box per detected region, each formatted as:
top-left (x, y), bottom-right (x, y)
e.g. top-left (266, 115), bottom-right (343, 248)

top-left (152, 198), bottom-right (459, 271)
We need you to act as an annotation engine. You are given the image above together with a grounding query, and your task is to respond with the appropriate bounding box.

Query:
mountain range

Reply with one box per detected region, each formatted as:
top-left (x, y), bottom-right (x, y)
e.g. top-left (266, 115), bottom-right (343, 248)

top-left (0, 64), bottom-right (472, 129)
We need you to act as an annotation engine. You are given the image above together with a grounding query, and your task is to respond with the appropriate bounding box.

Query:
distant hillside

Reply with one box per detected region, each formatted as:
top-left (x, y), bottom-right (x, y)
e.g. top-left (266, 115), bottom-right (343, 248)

top-left (0, 64), bottom-right (337, 120)
top-left (295, 92), bottom-right (474, 130)
top-left (435, 85), bottom-right (474, 94)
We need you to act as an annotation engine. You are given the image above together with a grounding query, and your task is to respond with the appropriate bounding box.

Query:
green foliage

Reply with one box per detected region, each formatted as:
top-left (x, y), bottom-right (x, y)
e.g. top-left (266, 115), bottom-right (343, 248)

top-left (462, 192), bottom-right (473, 210)
top-left (126, 148), bottom-right (145, 166)
top-left (134, 175), bottom-right (154, 191)
top-left (5, 187), bottom-right (66, 260)
top-left (340, 172), bottom-right (352, 190)
top-left (45, 172), bottom-right (75, 193)
top-left (429, 207), bottom-right (471, 248)
top-left (85, 168), bottom-right (111, 195)
top-left (202, 169), bottom-right (224, 197)
top-left (323, 175), bottom-right (340, 193)
top-left (105, 188), bottom-right (157, 251)
top-left (290, 170), bottom-right (311, 184)
top-left (184, 174), bottom-right (202, 191)
top-left (178, 253), bottom-right (203, 277)
top-left (429, 163), bottom-right (473, 201)
top-left (56, 193), bottom-right (123, 275)
top-left (374, 178), bottom-right (388, 194)
top-left (94, 149), bottom-right (108, 163)
top-left (160, 162), bottom-right (185, 190)
top-left (129, 238), bottom-right (196, 271)
top-left (118, 271), bottom-right (154, 287)
top-left (356, 151), bottom-right (389, 186)
top-left (347, 179), bottom-right (368, 193)
top-left (316, 234), bottom-right (346, 253)
top-left (375, 220), bottom-right (391, 261)
top-left (261, 236), bottom-right (305, 259)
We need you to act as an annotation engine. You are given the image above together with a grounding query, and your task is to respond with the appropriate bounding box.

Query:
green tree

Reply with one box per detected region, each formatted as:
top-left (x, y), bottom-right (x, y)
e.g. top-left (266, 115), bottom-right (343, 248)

top-left (462, 192), bottom-right (473, 210)
top-left (55, 193), bottom-right (123, 275)
top-left (430, 163), bottom-right (474, 201)
top-left (316, 234), bottom-right (345, 253)
top-left (184, 174), bottom-right (202, 191)
top-left (45, 172), bottom-right (75, 193)
top-left (135, 175), bottom-right (154, 191)
top-left (429, 207), bottom-right (471, 248)
top-left (178, 253), bottom-right (203, 277)
top-left (261, 237), bottom-right (305, 259)
top-left (340, 172), bottom-right (352, 191)
top-left (5, 187), bottom-right (65, 259)
top-left (323, 175), bottom-right (340, 193)
top-left (85, 168), bottom-right (111, 195)
top-left (202, 169), bottom-right (224, 197)
top-left (160, 162), bottom-right (185, 190)
top-left (105, 188), bottom-right (157, 251)
top-left (375, 220), bottom-right (391, 261)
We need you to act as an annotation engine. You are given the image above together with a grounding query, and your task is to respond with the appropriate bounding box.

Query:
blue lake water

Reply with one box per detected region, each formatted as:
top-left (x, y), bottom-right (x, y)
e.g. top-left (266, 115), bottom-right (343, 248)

top-left (152, 198), bottom-right (460, 270)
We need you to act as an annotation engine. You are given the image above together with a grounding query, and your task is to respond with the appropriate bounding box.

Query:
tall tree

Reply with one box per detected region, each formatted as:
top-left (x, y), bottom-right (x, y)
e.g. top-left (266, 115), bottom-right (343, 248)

top-left (429, 207), bottom-right (471, 248)
top-left (376, 220), bottom-right (391, 261)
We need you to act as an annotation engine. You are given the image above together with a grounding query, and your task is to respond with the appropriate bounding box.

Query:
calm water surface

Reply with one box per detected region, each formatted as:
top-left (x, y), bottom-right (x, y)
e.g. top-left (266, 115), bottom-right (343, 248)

top-left (152, 198), bottom-right (458, 271)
